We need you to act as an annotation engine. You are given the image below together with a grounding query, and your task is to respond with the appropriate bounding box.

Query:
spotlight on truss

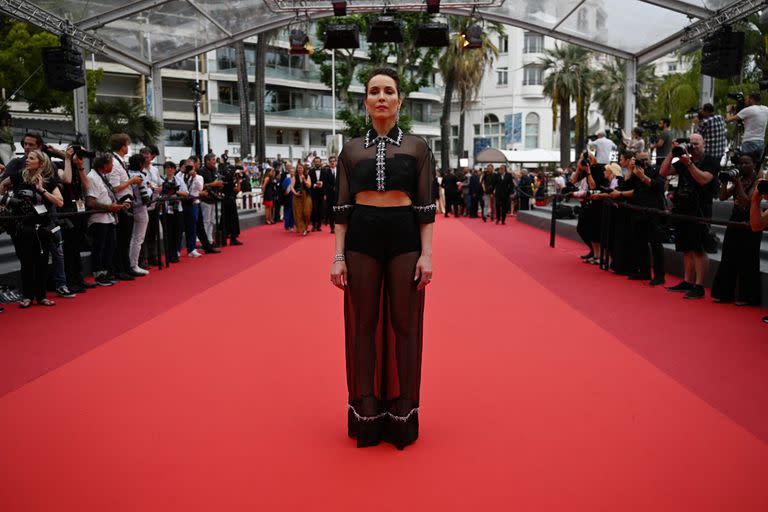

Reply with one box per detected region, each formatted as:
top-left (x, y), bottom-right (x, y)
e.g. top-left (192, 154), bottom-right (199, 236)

top-left (368, 14), bottom-right (404, 44)
top-left (324, 24), bottom-right (360, 49)
top-left (289, 29), bottom-right (312, 55)
top-left (461, 24), bottom-right (483, 50)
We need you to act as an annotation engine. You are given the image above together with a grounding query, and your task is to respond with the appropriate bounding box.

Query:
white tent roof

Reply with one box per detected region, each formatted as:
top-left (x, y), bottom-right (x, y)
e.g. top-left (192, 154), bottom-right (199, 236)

top-left (0, 1), bottom-right (755, 75)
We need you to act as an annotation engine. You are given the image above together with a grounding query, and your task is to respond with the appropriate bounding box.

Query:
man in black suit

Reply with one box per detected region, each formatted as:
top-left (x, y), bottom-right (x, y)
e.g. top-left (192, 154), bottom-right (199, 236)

top-left (494, 165), bottom-right (514, 224)
top-left (308, 156), bottom-right (327, 232)
top-left (469, 169), bottom-right (485, 221)
top-left (324, 155), bottom-right (338, 234)
top-left (441, 170), bottom-right (460, 217)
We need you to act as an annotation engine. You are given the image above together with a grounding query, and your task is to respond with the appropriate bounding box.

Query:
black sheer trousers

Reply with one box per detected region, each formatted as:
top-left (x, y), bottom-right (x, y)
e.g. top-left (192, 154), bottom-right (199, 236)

top-left (344, 249), bottom-right (424, 449)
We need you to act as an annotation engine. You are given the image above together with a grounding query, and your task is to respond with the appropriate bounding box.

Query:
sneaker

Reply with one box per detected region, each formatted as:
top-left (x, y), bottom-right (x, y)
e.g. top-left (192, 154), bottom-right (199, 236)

top-left (95, 274), bottom-right (114, 287)
top-left (683, 285), bottom-right (705, 300)
top-left (649, 277), bottom-right (666, 287)
top-left (667, 281), bottom-right (693, 292)
top-left (580, 253), bottom-right (594, 260)
top-left (79, 281), bottom-right (97, 289)
top-left (189, 249), bottom-right (202, 258)
top-left (116, 272), bottom-right (135, 281)
top-left (56, 286), bottom-right (76, 298)
top-left (204, 248), bottom-right (221, 254)
top-left (130, 266), bottom-right (149, 276)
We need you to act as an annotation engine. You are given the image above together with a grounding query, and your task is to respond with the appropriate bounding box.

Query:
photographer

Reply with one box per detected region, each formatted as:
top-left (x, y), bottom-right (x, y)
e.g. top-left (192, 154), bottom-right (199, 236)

top-left (0, 150), bottom-right (64, 307)
top-left (86, 156), bottom-right (128, 286)
top-left (614, 152), bottom-right (667, 286)
top-left (218, 164), bottom-right (242, 246)
top-left (183, 160), bottom-right (205, 257)
top-left (127, 153), bottom-right (152, 277)
top-left (140, 147), bottom-right (163, 267)
top-left (197, 154), bottom-right (222, 252)
top-left (660, 134), bottom-right (719, 299)
top-left (109, 133), bottom-right (142, 281)
top-left (160, 161), bottom-right (188, 263)
top-left (726, 92), bottom-right (768, 162)
top-left (653, 118), bottom-right (672, 167)
top-left (309, 156), bottom-right (326, 231)
top-left (694, 103), bottom-right (727, 162)
top-left (59, 145), bottom-right (95, 293)
top-left (571, 152), bottom-right (606, 263)
top-left (711, 153), bottom-right (762, 306)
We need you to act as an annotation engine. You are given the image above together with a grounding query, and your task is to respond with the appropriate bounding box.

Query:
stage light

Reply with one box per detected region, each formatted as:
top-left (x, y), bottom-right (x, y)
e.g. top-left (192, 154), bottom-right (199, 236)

top-left (324, 24), bottom-right (360, 49)
top-left (426, 0), bottom-right (440, 14)
top-left (332, 1), bottom-right (347, 17)
top-left (461, 24), bottom-right (483, 50)
top-left (414, 22), bottom-right (449, 47)
top-left (289, 29), bottom-right (312, 55)
top-left (367, 14), bottom-right (404, 44)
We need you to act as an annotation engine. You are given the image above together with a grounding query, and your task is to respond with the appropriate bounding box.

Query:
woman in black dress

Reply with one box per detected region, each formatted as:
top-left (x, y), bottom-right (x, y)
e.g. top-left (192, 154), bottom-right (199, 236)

top-left (711, 153), bottom-right (762, 306)
top-left (329, 68), bottom-right (435, 450)
top-left (0, 150), bottom-right (64, 307)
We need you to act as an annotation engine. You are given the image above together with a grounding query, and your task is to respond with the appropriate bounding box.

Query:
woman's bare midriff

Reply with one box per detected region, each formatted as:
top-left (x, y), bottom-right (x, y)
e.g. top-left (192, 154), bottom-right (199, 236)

top-left (355, 190), bottom-right (411, 207)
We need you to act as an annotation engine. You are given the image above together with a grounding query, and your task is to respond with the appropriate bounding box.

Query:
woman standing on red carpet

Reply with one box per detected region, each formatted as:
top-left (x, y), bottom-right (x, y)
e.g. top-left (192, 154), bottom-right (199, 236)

top-left (329, 68), bottom-right (435, 450)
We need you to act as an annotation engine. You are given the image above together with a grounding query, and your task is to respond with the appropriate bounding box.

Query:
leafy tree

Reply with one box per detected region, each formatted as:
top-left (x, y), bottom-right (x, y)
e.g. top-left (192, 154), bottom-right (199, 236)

top-left (0, 19), bottom-right (70, 112)
top-left (592, 56), bottom-right (659, 129)
top-left (311, 14), bottom-right (436, 139)
top-left (438, 18), bottom-right (504, 172)
top-left (539, 44), bottom-right (592, 167)
top-left (89, 98), bottom-right (162, 152)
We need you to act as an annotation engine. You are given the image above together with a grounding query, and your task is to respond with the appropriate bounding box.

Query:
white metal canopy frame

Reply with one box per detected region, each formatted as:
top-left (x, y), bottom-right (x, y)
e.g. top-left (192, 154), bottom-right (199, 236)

top-left (0, 0), bottom-right (761, 76)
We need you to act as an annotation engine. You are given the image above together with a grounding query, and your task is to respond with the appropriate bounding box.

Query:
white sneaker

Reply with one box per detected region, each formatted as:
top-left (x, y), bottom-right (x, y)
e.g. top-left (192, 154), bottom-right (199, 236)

top-left (131, 266), bottom-right (149, 276)
top-left (189, 250), bottom-right (202, 258)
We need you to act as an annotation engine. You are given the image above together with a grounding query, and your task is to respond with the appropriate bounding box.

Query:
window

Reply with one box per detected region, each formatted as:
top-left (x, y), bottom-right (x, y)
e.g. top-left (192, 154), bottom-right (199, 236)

top-left (484, 114), bottom-right (503, 148)
top-left (226, 126), bottom-right (241, 144)
top-left (667, 63), bottom-right (678, 73)
top-left (497, 67), bottom-right (508, 86)
top-left (525, 113), bottom-right (540, 149)
top-left (523, 32), bottom-right (544, 54)
top-left (164, 128), bottom-right (192, 147)
top-left (523, 65), bottom-right (543, 86)
top-left (451, 125), bottom-right (459, 155)
top-left (474, 124), bottom-right (481, 136)
top-left (498, 35), bottom-right (509, 54)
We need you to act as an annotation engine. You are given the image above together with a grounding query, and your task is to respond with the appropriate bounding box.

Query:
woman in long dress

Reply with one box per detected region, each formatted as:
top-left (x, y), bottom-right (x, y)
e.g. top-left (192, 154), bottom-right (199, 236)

top-left (329, 68), bottom-right (435, 450)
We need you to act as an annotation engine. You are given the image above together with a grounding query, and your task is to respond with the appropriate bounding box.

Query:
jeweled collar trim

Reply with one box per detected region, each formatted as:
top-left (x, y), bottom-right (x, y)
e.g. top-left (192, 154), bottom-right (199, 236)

top-left (363, 126), bottom-right (404, 148)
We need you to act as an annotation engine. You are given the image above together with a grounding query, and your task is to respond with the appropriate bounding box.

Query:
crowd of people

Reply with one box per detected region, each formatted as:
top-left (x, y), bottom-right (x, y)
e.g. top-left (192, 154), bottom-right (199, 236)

top-left (0, 132), bottom-right (243, 311)
top-left (560, 96), bottom-right (768, 325)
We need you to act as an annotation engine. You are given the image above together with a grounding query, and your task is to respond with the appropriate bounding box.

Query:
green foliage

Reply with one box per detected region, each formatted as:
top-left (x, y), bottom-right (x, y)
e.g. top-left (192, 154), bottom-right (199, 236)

top-left (592, 57), bottom-right (660, 127)
top-left (89, 98), bottom-right (162, 152)
top-left (0, 19), bottom-right (71, 112)
top-left (337, 107), bottom-right (413, 139)
top-left (311, 13), bottom-right (440, 136)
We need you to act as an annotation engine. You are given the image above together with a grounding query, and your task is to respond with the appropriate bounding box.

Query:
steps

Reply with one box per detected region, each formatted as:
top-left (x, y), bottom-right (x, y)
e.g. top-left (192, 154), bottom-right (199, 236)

top-left (516, 200), bottom-right (768, 307)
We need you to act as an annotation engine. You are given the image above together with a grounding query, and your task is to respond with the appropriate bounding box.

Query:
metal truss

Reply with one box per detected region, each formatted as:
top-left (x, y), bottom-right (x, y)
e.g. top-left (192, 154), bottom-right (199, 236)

top-left (265, 0), bottom-right (505, 13)
top-left (681, 0), bottom-right (768, 43)
top-left (0, 0), bottom-right (151, 74)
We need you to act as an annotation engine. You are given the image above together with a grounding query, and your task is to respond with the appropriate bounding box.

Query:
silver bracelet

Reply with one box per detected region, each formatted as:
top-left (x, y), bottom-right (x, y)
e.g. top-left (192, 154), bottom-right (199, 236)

top-left (333, 253), bottom-right (345, 263)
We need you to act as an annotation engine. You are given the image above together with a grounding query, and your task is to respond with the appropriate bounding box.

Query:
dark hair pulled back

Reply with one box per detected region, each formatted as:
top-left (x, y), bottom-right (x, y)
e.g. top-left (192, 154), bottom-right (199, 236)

top-left (365, 67), bottom-right (402, 96)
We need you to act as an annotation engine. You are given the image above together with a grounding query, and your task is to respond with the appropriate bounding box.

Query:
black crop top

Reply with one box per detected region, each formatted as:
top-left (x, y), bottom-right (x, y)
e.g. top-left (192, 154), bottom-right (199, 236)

top-left (333, 126), bottom-right (436, 224)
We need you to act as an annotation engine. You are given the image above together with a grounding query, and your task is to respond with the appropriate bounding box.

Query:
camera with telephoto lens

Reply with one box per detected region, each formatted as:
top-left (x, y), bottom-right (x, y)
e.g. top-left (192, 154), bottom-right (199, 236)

top-left (728, 92), bottom-right (746, 113)
top-left (116, 194), bottom-right (134, 216)
top-left (718, 168), bottom-right (740, 184)
top-left (685, 107), bottom-right (701, 121)
top-left (70, 145), bottom-right (96, 159)
top-left (129, 172), bottom-right (151, 203)
top-left (161, 180), bottom-right (180, 196)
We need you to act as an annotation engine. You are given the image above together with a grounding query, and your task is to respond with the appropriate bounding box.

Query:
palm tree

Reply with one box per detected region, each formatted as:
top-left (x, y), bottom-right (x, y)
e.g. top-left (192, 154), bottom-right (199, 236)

top-left (235, 41), bottom-right (251, 160)
top-left (89, 98), bottom-right (162, 152)
top-left (438, 18), bottom-right (504, 172)
top-left (254, 29), bottom-right (279, 162)
top-left (592, 56), bottom-right (660, 130)
top-left (539, 44), bottom-right (592, 167)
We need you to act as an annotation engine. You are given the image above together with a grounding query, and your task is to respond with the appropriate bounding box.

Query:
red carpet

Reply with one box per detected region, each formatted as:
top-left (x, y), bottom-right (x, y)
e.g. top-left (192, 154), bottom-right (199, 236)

top-left (0, 218), bottom-right (767, 510)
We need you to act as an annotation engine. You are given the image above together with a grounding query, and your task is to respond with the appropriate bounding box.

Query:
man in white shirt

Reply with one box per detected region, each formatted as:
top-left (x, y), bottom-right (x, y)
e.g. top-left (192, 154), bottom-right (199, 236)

top-left (589, 131), bottom-right (617, 165)
top-left (86, 155), bottom-right (130, 286)
top-left (183, 161), bottom-right (205, 258)
top-left (108, 133), bottom-right (142, 281)
top-left (726, 92), bottom-right (768, 162)
top-left (141, 147), bottom-right (163, 266)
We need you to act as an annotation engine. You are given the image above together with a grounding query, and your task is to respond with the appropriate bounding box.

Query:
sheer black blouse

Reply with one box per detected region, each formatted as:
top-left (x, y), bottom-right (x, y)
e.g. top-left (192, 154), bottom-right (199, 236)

top-left (333, 126), bottom-right (436, 224)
